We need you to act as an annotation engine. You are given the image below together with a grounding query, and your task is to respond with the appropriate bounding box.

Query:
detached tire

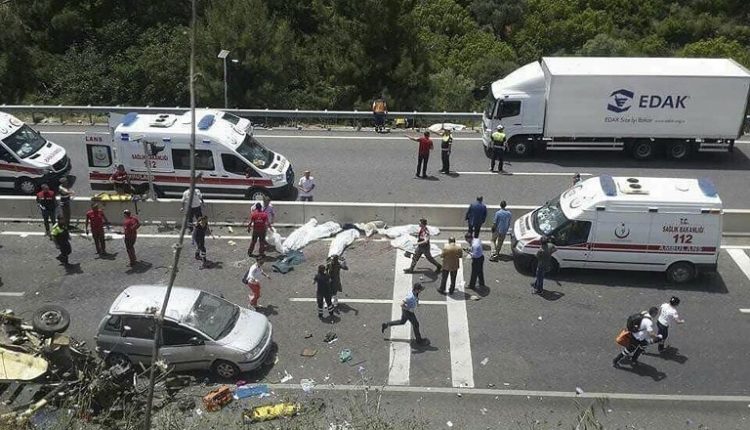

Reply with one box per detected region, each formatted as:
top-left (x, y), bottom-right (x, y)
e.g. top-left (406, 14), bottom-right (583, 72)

top-left (666, 261), bottom-right (695, 284)
top-left (32, 305), bottom-right (71, 336)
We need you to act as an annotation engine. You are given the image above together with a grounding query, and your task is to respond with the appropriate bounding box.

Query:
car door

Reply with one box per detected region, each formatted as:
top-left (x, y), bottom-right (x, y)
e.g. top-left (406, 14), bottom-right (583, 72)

top-left (551, 220), bottom-right (593, 268)
top-left (159, 321), bottom-right (211, 371)
top-left (119, 315), bottom-right (156, 366)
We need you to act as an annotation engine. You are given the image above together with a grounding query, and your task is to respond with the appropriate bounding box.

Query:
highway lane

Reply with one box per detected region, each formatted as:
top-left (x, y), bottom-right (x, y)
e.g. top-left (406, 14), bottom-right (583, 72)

top-left (33, 126), bottom-right (750, 207)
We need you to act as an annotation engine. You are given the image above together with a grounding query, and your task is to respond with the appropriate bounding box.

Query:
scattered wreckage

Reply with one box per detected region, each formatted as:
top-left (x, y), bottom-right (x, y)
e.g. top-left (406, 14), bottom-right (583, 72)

top-left (1, 307), bottom-right (192, 427)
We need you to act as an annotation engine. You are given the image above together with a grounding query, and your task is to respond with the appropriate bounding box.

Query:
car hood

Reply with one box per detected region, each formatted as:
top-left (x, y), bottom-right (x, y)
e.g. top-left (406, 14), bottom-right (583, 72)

top-left (217, 308), bottom-right (269, 352)
top-left (25, 142), bottom-right (66, 168)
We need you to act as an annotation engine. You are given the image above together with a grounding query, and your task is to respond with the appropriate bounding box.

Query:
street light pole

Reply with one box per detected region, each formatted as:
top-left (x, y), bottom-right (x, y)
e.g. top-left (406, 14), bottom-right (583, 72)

top-left (218, 49), bottom-right (230, 109)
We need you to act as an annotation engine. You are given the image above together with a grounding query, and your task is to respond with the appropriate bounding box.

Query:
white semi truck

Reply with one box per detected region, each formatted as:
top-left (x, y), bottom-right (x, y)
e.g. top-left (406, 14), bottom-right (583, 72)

top-left (482, 57), bottom-right (750, 160)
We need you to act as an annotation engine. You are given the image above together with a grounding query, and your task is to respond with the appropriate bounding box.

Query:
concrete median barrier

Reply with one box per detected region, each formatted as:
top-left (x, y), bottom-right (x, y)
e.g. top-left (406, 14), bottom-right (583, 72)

top-left (1, 196), bottom-right (748, 235)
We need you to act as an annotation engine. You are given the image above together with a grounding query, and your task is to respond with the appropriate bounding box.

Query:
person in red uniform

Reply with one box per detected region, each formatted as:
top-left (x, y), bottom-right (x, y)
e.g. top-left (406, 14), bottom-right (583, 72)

top-left (85, 203), bottom-right (110, 255)
top-left (36, 184), bottom-right (57, 236)
top-left (122, 209), bottom-right (141, 266)
top-left (406, 131), bottom-right (433, 178)
top-left (247, 202), bottom-right (270, 258)
top-left (110, 164), bottom-right (130, 194)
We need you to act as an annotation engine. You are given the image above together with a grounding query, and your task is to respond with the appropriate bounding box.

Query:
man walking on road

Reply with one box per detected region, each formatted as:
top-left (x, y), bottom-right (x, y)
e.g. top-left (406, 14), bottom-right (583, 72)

top-left (122, 209), bottom-right (140, 267)
top-left (490, 125), bottom-right (507, 173)
top-left (381, 283), bottom-right (426, 345)
top-left (327, 255), bottom-right (347, 313)
top-left (247, 202), bottom-right (270, 257)
top-left (85, 203), bottom-right (110, 255)
top-left (51, 215), bottom-right (72, 265)
top-left (439, 237), bottom-right (463, 294)
top-left (36, 184), bottom-right (57, 236)
top-left (439, 128), bottom-right (453, 174)
top-left (406, 131), bottom-right (433, 178)
top-left (297, 170), bottom-right (316, 201)
top-left (243, 257), bottom-right (270, 309)
top-left (181, 187), bottom-right (204, 230)
top-left (465, 196), bottom-right (487, 238)
top-left (613, 307), bottom-right (662, 367)
top-left (314, 264), bottom-right (334, 319)
top-left (491, 200), bottom-right (512, 259)
top-left (657, 296), bottom-right (685, 352)
top-left (372, 95), bottom-right (388, 133)
top-left (192, 216), bottom-right (214, 269)
top-left (404, 218), bottom-right (441, 274)
top-left (531, 236), bottom-right (556, 294)
top-left (465, 233), bottom-right (485, 290)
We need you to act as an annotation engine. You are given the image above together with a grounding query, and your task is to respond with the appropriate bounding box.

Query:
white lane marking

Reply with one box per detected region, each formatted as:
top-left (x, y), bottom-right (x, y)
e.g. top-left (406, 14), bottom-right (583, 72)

top-left (288, 297), bottom-right (447, 305)
top-left (447, 257), bottom-right (474, 388)
top-left (456, 171), bottom-right (592, 177)
top-left (0, 292), bottom-right (25, 297)
top-left (740, 309), bottom-right (750, 313)
top-left (727, 249), bottom-right (750, 281)
top-left (265, 382), bottom-right (750, 402)
top-left (387, 250), bottom-right (413, 386)
top-left (722, 245), bottom-right (750, 249)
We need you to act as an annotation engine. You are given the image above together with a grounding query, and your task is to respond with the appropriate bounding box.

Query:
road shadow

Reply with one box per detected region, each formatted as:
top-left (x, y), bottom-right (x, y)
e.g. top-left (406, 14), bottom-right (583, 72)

top-left (126, 261), bottom-right (153, 274)
top-left (63, 263), bottom-right (83, 275)
top-left (336, 303), bottom-right (359, 316)
top-left (201, 260), bottom-right (224, 270)
top-left (539, 289), bottom-right (565, 301)
top-left (445, 172), bottom-right (460, 178)
top-left (411, 338), bottom-right (438, 353)
top-left (97, 252), bottom-right (118, 260)
top-left (422, 175), bottom-right (440, 181)
top-left (644, 346), bottom-right (688, 364)
top-left (256, 304), bottom-right (278, 317)
top-left (470, 284), bottom-right (492, 298)
top-left (614, 359), bottom-right (667, 381)
top-left (320, 314), bottom-right (341, 324)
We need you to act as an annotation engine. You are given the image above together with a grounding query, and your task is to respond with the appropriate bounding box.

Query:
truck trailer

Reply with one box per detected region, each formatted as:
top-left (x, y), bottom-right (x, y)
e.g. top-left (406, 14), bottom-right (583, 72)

top-left (482, 57), bottom-right (750, 160)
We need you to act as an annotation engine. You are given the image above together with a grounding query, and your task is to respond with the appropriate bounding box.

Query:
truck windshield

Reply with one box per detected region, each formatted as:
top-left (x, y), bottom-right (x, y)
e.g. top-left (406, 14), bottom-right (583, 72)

top-left (2, 125), bottom-right (47, 158)
top-left (236, 135), bottom-right (273, 169)
top-left (182, 292), bottom-right (240, 340)
top-left (532, 198), bottom-right (570, 236)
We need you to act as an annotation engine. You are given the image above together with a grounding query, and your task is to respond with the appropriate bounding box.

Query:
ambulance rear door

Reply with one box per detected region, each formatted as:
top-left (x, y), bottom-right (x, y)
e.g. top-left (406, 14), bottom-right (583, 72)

top-left (85, 131), bottom-right (116, 192)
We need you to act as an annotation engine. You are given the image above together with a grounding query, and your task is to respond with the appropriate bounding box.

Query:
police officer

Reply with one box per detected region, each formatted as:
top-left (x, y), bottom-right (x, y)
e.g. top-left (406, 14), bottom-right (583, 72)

top-left (490, 125), bottom-right (507, 173)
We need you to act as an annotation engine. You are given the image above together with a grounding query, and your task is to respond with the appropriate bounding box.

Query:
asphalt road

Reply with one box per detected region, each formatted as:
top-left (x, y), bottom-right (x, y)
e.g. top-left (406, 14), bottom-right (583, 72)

top-left (29, 126), bottom-right (750, 208)
top-left (2, 222), bottom-right (750, 426)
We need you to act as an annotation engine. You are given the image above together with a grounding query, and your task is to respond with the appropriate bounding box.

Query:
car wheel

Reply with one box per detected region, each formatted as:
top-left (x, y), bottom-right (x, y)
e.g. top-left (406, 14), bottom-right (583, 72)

top-left (32, 305), bottom-right (71, 336)
top-left (15, 177), bottom-right (38, 194)
top-left (667, 261), bottom-right (695, 284)
top-left (631, 141), bottom-right (654, 160)
top-left (212, 360), bottom-right (240, 379)
top-left (247, 188), bottom-right (271, 201)
top-left (667, 142), bottom-right (691, 160)
top-left (105, 352), bottom-right (132, 368)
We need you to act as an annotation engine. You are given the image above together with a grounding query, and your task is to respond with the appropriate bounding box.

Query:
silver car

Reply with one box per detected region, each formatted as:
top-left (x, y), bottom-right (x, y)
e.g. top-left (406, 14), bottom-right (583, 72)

top-left (95, 285), bottom-right (273, 379)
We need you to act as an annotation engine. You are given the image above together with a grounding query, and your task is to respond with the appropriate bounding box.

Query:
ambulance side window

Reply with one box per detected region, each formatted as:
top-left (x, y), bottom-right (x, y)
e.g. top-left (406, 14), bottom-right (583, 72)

top-left (221, 154), bottom-right (258, 177)
top-left (0, 144), bottom-right (17, 163)
top-left (173, 149), bottom-right (214, 171)
top-left (554, 221), bottom-right (591, 246)
top-left (86, 145), bottom-right (112, 168)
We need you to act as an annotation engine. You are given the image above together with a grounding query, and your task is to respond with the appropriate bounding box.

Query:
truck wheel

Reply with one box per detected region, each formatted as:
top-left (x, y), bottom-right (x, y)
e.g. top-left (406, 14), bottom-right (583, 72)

top-left (247, 188), bottom-right (271, 201)
top-left (666, 142), bottom-right (691, 160)
top-left (14, 177), bottom-right (38, 194)
top-left (666, 261), bottom-right (695, 284)
top-left (212, 360), bottom-right (241, 380)
top-left (32, 305), bottom-right (71, 336)
top-left (510, 140), bottom-right (532, 157)
top-left (631, 141), bottom-right (654, 160)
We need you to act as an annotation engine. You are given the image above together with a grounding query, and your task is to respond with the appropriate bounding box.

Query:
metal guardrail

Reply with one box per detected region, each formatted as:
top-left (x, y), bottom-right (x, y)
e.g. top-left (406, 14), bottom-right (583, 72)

top-left (0, 104), bottom-right (483, 121)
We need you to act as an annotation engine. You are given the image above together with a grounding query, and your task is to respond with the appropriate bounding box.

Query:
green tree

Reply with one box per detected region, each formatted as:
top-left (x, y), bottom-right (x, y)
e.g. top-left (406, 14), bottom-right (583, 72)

top-left (678, 36), bottom-right (750, 68)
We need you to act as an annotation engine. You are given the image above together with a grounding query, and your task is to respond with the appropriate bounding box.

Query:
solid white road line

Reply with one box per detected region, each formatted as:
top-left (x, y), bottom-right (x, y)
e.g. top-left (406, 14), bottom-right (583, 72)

top-left (288, 297), bottom-right (448, 305)
top-left (456, 171), bottom-right (592, 177)
top-left (727, 249), bottom-right (750, 281)
top-left (387, 250), bottom-right (413, 386)
top-left (0, 292), bottom-right (25, 297)
top-left (447, 257), bottom-right (474, 388)
top-left (739, 309), bottom-right (750, 314)
top-left (264, 382), bottom-right (750, 403)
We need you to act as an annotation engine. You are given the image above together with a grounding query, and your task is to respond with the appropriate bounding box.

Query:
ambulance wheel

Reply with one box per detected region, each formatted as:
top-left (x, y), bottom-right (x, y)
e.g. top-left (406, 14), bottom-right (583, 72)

top-left (15, 177), bottom-right (38, 194)
top-left (666, 141), bottom-right (692, 160)
top-left (666, 261), bottom-right (695, 284)
top-left (247, 188), bottom-right (270, 201)
top-left (631, 141), bottom-right (654, 160)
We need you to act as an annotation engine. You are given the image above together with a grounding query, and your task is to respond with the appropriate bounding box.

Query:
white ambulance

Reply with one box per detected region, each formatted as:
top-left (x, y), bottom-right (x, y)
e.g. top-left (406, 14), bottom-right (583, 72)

top-left (84, 110), bottom-right (294, 199)
top-left (0, 112), bottom-right (71, 194)
top-left (511, 175), bottom-right (722, 283)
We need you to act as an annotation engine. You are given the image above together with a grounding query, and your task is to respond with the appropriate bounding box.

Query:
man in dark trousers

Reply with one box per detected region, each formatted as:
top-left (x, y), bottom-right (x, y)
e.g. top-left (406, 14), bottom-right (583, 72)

top-left (381, 283), bottom-right (426, 345)
top-left (85, 202), bottom-right (110, 255)
top-left (465, 233), bottom-right (485, 290)
top-left (406, 131), bottom-right (433, 178)
top-left (122, 209), bottom-right (140, 267)
top-left (404, 218), bottom-right (441, 273)
top-left (531, 236), bottom-right (557, 294)
top-left (465, 196), bottom-right (487, 238)
top-left (439, 237), bottom-right (462, 294)
top-left (439, 128), bottom-right (453, 174)
top-left (247, 202), bottom-right (270, 257)
top-left (36, 184), bottom-right (56, 236)
top-left (613, 307), bottom-right (661, 367)
top-left (51, 215), bottom-right (71, 265)
top-left (490, 125), bottom-right (507, 173)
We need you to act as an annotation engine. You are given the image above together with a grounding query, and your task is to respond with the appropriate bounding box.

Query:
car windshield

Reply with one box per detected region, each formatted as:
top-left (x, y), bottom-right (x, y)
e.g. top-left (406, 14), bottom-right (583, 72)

top-left (181, 292), bottom-right (240, 340)
top-left (2, 125), bottom-right (47, 158)
top-left (236, 134), bottom-right (273, 169)
top-left (222, 112), bottom-right (243, 126)
top-left (532, 197), bottom-right (570, 235)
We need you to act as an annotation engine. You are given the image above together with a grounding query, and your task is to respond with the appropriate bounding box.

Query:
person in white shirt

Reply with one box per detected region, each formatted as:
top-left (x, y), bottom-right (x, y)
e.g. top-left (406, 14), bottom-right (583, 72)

top-left (613, 307), bottom-right (661, 368)
top-left (180, 187), bottom-right (204, 228)
top-left (464, 233), bottom-right (485, 290)
top-left (657, 296), bottom-right (685, 352)
top-left (262, 196), bottom-right (276, 224)
top-left (297, 170), bottom-right (315, 202)
top-left (243, 258), bottom-right (270, 309)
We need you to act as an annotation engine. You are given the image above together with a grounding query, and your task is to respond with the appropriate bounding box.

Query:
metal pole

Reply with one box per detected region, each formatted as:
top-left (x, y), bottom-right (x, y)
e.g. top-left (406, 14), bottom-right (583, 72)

top-left (142, 0), bottom-right (197, 427)
top-left (141, 140), bottom-right (157, 201)
top-left (223, 56), bottom-right (228, 109)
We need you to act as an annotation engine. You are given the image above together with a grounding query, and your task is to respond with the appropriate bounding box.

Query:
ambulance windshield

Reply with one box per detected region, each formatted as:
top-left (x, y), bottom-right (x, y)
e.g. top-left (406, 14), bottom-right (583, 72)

top-left (2, 125), bottom-right (47, 158)
top-left (236, 135), bottom-right (273, 169)
top-left (533, 197), bottom-right (570, 235)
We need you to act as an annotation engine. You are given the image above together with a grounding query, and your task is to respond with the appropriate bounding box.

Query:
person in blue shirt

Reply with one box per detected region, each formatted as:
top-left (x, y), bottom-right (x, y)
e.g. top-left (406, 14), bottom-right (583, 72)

top-left (491, 200), bottom-right (512, 259)
top-left (465, 196), bottom-right (487, 238)
top-left (381, 283), bottom-right (426, 344)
